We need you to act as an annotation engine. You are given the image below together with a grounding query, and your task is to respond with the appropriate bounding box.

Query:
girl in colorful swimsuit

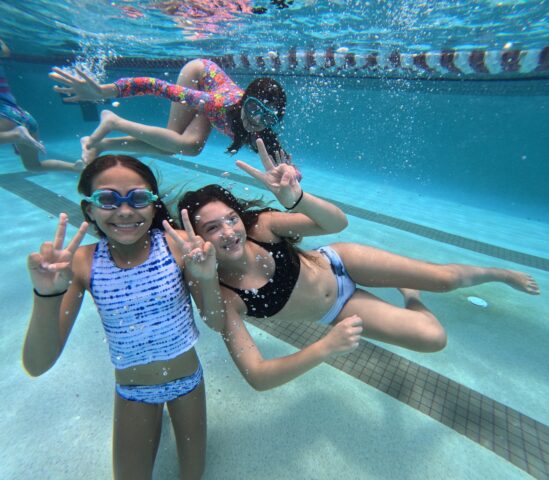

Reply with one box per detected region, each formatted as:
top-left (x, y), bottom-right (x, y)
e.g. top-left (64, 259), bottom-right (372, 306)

top-left (0, 39), bottom-right (81, 172)
top-left (49, 59), bottom-right (295, 171)
top-left (23, 155), bottom-right (223, 479)
top-left (177, 139), bottom-right (540, 391)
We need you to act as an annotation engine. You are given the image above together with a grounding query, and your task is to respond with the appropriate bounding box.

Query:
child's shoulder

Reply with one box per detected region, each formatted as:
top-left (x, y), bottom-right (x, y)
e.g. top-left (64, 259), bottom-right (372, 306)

top-left (71, 243), bottom-right (97, 289)
top-left (76, 242), bottom-right (98, 256)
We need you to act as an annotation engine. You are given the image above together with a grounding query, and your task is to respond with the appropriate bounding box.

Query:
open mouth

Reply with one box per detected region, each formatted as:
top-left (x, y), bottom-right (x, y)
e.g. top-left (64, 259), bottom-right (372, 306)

top-left (112, 221), bottom-right (144, 230)
top-left (222, 237), bottom-right (240, 251)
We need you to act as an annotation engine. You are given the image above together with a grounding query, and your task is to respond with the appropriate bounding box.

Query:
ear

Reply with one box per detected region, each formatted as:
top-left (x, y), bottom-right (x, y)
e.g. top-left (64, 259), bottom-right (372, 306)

top-left (85, 204), bottom-right (95, 222)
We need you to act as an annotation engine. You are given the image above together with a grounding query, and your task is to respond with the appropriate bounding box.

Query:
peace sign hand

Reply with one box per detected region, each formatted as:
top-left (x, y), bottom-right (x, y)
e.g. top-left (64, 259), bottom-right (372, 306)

top-left (27, 214), bottom-right (89, 295)
top-left (163, 210), bottom-right (217, 281)
top-left (235, 139), bottom-right (302, 209)
top-left (49, 67), bottom-right (105, 103)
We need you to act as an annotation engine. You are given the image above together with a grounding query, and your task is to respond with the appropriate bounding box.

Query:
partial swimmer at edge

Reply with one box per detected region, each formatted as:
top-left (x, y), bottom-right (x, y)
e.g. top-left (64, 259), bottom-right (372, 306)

top-left (0, 39), bottom-right (82, 172)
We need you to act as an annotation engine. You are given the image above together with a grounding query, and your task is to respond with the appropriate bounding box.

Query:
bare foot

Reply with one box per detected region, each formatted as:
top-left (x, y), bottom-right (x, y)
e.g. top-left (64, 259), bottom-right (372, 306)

top-left (87, 109), bottom-right (119, 149)
top-left (502, 270), bottom-right (540, 295)
top-left (80, 136), bottom-right (99, 164)
top-left (14, 126), bottom-right (46, 154)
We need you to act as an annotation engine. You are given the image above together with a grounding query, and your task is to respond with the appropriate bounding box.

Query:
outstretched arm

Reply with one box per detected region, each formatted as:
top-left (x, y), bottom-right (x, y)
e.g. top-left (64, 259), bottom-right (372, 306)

top-left (222, 304), bottom-right (363, 391)
top-left (23, 214), bottom-right (89, 376)
top-left (236, 139), bottom-right (348, 239)
top-left (50, 67), bottom-right (213, 110)
top-left (49, 67), bottom-right (116, 102)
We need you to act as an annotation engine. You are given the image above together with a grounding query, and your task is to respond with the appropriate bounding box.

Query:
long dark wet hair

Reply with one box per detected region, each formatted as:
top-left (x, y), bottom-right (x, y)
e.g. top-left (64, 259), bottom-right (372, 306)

top-left (78, 155), bottom-right (174, 237)
top-left (177, 184), bottom-right (313, 260)
top-left (226, 77), bottom-right (287, 157)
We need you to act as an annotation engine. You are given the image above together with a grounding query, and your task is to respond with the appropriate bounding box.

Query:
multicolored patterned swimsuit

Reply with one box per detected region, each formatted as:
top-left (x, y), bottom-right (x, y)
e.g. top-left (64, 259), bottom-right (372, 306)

top-left (114, 59), bottom-right (243, 137)
top-left (0, 62), bottom-right (38, 134)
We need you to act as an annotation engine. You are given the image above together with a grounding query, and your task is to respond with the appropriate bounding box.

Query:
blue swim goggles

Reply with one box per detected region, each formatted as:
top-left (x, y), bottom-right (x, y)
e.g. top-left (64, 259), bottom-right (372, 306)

top-left (243, 96), bottom-right (280, 128)
top-left (84, 189), bottom-right (158, 210)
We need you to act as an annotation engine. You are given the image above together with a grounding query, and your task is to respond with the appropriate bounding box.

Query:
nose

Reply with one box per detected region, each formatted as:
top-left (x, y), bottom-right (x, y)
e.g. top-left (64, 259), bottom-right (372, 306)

top-left (219, 222), bottom-right (235, 237)
top-left (116, 201), bottom-right (135, 215)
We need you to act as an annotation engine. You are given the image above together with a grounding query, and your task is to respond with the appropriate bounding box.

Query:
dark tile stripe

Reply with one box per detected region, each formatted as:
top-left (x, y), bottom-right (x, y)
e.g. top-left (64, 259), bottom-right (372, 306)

top-left (246, 317), bottom-right (549, 479)
top-left (0, 172), bottom-right (84, 223)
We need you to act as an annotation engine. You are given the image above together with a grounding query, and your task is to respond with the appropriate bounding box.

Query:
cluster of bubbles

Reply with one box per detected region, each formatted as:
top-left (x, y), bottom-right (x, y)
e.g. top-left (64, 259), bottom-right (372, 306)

top-left (71, 39), bottom-right (118, 82)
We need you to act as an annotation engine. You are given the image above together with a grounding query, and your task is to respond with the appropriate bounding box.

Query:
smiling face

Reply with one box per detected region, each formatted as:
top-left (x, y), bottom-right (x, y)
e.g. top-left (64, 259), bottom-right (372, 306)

top-left (193, 200), bottom-right (247, 261)
top-left (85, 164), bottom-right (155, 247)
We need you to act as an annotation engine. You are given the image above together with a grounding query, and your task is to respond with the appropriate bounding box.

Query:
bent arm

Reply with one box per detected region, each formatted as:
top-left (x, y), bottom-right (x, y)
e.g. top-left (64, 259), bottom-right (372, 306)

top-left (166, 227), bottom-right (225, 332)
top-left (222, 305), bottom-right (333, 391)
top-left (22, 280), bottom-right (85, 376)
top-left (269, 191), bottom-right (348, 239)
top-left (187, 277), bottom-right (226, 332)
top-left (235, 142), bottom-right (348, 239)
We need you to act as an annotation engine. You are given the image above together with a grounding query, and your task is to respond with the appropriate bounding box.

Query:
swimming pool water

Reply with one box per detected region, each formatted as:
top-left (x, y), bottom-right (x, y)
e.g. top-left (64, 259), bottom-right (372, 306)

top-left (1, 2), bottom-right (548, 478)
top-left (1, 116), bottom-right (547, 478)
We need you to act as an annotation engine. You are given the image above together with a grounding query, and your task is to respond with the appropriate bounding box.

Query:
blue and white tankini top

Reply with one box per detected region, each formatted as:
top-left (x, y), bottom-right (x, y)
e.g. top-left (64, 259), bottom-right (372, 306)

top-left (90, 229), bottom-right (199, 369)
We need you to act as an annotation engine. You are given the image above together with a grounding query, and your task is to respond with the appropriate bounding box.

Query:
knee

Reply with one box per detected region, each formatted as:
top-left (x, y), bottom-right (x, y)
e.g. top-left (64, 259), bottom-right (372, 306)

top-left (434, 266), bottom-right (463, 292)
top-left (420, 324), bottom-right (448, 352)
top-left (188, 144), bottom-right (205, 156)
top-left (178, 137), bottom-right (206, 156)
top-left (178, 59), bottom-right (205, 85)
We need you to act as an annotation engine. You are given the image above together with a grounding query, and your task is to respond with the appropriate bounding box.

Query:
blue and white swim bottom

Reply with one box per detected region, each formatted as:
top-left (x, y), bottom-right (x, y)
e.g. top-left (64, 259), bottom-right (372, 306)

top-left (116, 363), bottom-right (203, 404)
top-left (316, 246), bottom-right (357, 325)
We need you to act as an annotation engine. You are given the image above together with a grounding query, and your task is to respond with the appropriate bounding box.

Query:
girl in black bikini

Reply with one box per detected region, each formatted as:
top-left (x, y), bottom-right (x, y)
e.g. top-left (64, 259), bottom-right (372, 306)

top-left (177, 139), bottom-right (540, 391)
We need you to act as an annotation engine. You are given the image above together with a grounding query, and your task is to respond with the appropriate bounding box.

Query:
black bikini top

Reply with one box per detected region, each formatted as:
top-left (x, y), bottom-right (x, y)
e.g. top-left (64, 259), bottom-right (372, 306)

top-left (219, 237), bottom-right (301, 318)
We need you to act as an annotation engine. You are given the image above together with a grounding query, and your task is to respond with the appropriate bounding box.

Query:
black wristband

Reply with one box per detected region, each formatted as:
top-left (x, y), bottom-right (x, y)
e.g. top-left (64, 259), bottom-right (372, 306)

top-left (33, 288), bottom-right (68, 298)
top-left (285, 189), bottom-right (304, 210)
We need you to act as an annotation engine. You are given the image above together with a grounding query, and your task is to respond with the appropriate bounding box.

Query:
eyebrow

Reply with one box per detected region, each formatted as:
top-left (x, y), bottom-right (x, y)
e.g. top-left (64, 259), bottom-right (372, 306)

top-left (199, 210), bottom-right (237, 229)
top-left (93, 184), bottom-right (149, 193)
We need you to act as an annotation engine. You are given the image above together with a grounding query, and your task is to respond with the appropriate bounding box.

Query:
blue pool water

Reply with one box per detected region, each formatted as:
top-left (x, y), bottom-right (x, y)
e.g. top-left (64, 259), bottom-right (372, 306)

top-left (0, 2), bottom-right (548, 479)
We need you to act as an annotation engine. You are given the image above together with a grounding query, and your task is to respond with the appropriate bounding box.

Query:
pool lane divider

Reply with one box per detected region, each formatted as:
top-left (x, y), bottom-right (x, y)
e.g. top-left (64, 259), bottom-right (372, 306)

top-left (214, 46), bottom-right (549, 79)
top-left (9, 46), bottom-right (549, 80)
top-left (1, 169), bottom-right (548, 478)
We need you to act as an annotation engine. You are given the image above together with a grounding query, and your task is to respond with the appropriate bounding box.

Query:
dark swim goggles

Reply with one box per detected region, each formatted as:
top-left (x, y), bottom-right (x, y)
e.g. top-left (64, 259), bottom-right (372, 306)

top-left (243, 96), bottom-right (280, 128)
top-left (84, 189), bottom-right (158, 209)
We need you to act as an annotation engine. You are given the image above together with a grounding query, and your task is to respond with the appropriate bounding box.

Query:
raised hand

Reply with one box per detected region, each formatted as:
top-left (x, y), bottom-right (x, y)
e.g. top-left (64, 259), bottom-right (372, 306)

top-left (27, 214), bottom-right (88, 295)
top-left (321, 315), bottom-right (363, 357)
top-left (235, 138), bottom-right (302, 209)
top-left (49, 67), bottom-right (105, 103)
top-left (163, 210), bottom-right (217, 281)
